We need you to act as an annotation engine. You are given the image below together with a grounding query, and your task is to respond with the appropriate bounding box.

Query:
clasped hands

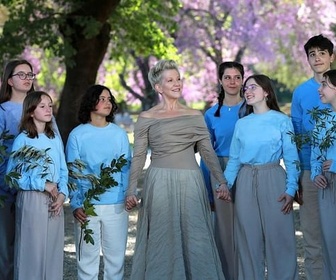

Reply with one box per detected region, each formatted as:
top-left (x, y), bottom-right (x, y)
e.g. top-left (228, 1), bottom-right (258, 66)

top-left (45, 181), bottom-right (65, 216)
top-left (215, 183), bottom-right (232, 202)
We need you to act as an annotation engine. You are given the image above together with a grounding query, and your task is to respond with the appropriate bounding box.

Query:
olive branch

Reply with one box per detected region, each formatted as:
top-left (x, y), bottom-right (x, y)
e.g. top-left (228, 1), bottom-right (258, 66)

top-left (0, 130), bottom-right (15, 208)
top-left (67, 154), bottom-right (127, 260)
top-left (288, 107), bottom-right (336, 201)
top-left (288, 107), bottom-right (336, 158)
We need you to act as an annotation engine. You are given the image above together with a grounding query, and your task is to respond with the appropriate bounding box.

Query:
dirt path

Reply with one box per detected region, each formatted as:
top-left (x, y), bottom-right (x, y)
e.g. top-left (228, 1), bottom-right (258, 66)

top-left (63, 202), bottom-right (305, 279)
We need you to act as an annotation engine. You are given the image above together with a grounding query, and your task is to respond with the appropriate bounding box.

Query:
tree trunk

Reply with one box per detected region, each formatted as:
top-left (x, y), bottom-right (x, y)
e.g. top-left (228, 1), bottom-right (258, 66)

top-left (56, 0), bottom-right (121, 144)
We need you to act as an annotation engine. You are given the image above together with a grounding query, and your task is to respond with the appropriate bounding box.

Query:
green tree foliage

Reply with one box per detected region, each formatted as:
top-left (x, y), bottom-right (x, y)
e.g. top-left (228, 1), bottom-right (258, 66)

top-left (0, 0), bottom-right (180, 142)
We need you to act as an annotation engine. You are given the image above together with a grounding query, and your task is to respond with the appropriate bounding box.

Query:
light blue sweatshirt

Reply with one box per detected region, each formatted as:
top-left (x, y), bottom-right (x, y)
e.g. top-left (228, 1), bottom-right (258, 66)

top-left (0, 102), bottom-right (23, 202)
top-left (6, 132), bottom-right (69, 198)
top-left (310, 109), bottom-right (336, 180)
top-left (66, 123), bottom-right (131, 211)
top-left (291, 78), bottom-right (331, 170)
top-left (224, 110), bottom-right (300, 197)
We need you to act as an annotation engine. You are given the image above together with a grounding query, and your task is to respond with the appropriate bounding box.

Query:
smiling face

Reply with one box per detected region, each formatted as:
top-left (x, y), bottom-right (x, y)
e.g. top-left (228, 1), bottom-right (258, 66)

top-left (243, 78), bottom-right (267, 107)
top-left (318, 77), bottom-right (336, 105)
top-left (155, 69), bottom-right (183, 100)
top-left (220, 67), bottom-right (243, 97)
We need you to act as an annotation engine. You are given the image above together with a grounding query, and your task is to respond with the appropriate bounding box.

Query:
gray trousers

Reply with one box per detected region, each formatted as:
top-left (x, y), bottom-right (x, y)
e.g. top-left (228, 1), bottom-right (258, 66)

top-left (0, 201), bottom-right (15, 280)
top-left (14, 191), bottom-right (64, 280)
top-left (234, 162), bottom-right (298, 280)
top-left (211, 157), bottom-right (237, 280)
top-left (319, 172), bottom-right (336, 280)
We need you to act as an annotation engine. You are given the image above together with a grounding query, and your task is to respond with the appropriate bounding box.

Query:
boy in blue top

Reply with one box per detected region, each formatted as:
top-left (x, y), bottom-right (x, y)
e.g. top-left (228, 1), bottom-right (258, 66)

top-left (66, 85), bottom-right (131, 280)
top-left (291, 34), bottom-right (334, 280)
top-left (311, 69), bottom-right (336, 280)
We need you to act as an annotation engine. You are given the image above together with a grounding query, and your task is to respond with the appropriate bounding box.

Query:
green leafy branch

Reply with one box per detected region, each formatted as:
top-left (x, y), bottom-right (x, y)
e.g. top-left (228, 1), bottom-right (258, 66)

top-left (5, 145), bottom-right (55, 190)
top-left (67, 154), bottom-right (127, 259)
top-left (288, 107), bottom-right (336, 154)
top-left (0, 130), bottom-right (15, 208)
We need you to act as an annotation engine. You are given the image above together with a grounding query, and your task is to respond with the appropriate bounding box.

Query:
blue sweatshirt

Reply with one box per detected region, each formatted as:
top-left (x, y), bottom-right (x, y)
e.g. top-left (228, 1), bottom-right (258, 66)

top-left (0, 102), bottom-right (23, 202)
top-left (224, 110), bottom-right (300, 197)
top-left (201, 102), bottom-right (242, 202)
top-left (6, 132), bottom-right (69, 198)
top-left (291, 78), bottom-right (330, 170)
top-left (66, 123), bottom-right (131, 211)
top-left (310, 109), bottom-right (336, 180)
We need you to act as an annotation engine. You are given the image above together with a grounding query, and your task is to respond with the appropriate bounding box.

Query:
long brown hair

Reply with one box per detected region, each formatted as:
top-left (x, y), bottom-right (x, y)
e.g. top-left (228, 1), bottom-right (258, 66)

top-left (20, 91), bottom-right (55, 139)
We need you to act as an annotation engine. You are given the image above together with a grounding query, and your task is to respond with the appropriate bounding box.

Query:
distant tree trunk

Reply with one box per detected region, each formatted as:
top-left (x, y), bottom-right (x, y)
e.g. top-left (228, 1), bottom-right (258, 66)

top-left (56, 0), bottom-right (120, 144)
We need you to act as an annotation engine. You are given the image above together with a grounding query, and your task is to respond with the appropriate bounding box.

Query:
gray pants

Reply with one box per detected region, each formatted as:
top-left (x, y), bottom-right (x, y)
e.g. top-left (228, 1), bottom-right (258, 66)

top-left (0, 202), bottom-right (15, 280)
top-left (14, 191), bottom-right (64, 280)
top-left (211, 157), bottom-right (237, 280)
top-left (319, 172), bottom-right (336, 280)
top-left (299, 170), bottom-right (323, 280)
top-left (235, 162), bottom-right (298, 280)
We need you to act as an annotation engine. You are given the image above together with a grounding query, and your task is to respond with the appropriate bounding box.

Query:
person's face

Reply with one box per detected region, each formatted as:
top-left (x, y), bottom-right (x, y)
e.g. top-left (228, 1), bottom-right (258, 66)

top-left (8, 64), bottom-right (35, 94)
top-left (318, 77), bottom-right (336, 104)
top-left (307, 48), bottom-right (334, 74)
top-left (92, 89), bottom-right (113, 117)
top-left (32, 95), bottom-right (53, 124)
top-left (155, 69), bottom-right (182, 99)
top-left (220, 67), bottom-right (243, 97)
top-left (243, 78), bottom-right (267, 106)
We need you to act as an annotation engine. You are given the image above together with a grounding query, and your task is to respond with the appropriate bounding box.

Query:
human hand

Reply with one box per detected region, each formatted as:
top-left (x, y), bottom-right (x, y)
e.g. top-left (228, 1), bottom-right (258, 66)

top-left (45, 182), bottom-right (58, 199)
top-left (322, 160), bottom-right (332, 172)
top-left (73, 208), bottom-right (87, 225)
top-left (314, 175), bottom-right (328, 189)
top-left (216, 183), bottom-right (231, 202)
top-left (49, 193), bottom-right (65, 216)
top-left (125, 195), bottom-right (138, 211)
top-left (278, 193), bottom-right (294, 214)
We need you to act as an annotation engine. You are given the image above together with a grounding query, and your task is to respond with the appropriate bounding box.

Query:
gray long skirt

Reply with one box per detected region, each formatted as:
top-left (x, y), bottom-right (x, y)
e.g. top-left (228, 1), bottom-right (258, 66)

top-left (130, 166), bottom-right (225, 280)
top-left (14, 191), bottom-right (64, 280)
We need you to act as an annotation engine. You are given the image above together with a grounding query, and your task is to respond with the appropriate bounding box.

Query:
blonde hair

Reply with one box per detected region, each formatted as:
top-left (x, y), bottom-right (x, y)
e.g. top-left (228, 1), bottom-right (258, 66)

top-left (148, 59), bottom-right (180, 90)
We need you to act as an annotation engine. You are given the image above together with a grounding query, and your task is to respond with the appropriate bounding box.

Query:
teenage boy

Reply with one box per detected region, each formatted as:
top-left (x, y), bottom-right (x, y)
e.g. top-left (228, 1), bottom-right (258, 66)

top-left (291, 34), bottom-right (334, 280)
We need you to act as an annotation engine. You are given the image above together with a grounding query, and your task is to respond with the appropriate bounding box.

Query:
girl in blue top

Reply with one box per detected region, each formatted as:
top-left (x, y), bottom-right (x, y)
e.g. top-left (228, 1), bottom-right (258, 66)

top-left (311, 69), bottom-right (336, 280)
top-left (6, 91), bottom-right (68, 280)
top-left (224, 74), bottom-right (300, 280)
top-left (0, 59), bottom-right (35, 280)
top-left (66, 85), bottom-right (131, 280)
top-left (201, 61), bottom-right (244, 280)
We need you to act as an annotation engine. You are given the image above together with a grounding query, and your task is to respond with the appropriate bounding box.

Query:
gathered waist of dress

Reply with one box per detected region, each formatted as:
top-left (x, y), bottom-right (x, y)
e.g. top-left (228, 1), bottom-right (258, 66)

top-left (242, 161), bottom-right (280, 170)
top-left (150, 147), bottom-right (199, 170)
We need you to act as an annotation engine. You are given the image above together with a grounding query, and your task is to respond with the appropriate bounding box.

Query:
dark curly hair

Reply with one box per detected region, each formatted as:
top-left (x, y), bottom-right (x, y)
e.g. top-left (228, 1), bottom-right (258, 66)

top-left (78, 85), bottom-right (118, 124)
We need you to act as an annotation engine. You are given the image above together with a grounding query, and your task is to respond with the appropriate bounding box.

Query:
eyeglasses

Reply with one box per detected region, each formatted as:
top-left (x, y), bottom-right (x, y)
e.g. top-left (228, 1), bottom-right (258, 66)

top-left (11, 71), bottom-right (36, 80)
top-left (321, 80), bottom-right (336, 90)
top-left (243, 84), bottom-right (260, 93)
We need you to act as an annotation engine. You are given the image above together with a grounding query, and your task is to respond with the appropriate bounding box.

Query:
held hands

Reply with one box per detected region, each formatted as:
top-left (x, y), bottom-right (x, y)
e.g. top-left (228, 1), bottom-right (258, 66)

top-left (278, 193), bottom-right (294, 214)
top-left (125, 195), bottom-right (139, 211)
top-left (216, 183), bottom-right (231, 202)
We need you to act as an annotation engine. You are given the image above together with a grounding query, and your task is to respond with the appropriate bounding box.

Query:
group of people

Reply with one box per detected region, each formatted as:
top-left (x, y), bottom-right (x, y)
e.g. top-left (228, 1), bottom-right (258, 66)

top-left (0, 33), bottom-right (335, 280)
